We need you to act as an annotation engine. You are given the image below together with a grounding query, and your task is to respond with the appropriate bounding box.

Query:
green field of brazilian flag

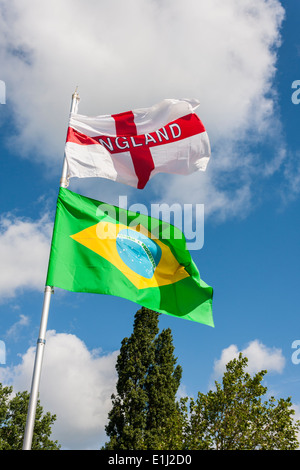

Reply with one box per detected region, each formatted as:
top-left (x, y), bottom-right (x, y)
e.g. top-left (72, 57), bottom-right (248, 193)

top-left (46, 188), bottom-right (213, 326)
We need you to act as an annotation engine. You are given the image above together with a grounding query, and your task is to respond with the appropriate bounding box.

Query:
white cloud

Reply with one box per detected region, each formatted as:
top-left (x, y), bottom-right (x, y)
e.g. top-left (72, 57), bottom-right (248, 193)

top-left (0, 0), bottom-right (286, 218)
top-left (0, 214), bottom-right (52, 300)
top-left (2, 330), bottom-right (118, 450)
top-left (5, 314), bottom-right (30, 340)
top-left (213, 339), bottom-right (285, 379)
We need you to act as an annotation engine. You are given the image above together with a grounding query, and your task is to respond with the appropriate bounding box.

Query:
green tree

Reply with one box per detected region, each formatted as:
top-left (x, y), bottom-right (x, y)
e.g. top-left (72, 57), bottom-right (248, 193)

top-left (103, 307), bottom-right (182, 450)
top-left (182, 354), bottom-right (300, 450)
top-left (0, 383), bottom-right (60, 450)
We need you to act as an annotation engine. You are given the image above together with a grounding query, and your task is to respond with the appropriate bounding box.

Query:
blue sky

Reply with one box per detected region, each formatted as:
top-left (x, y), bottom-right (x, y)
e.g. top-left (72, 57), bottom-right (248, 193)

top-left (0, 0), bottom-right (300, 449)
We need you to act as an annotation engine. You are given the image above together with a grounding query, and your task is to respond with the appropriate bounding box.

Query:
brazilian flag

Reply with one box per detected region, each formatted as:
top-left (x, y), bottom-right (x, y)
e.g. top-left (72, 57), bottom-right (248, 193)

top-left (46, 188), bottom-right (214, 326)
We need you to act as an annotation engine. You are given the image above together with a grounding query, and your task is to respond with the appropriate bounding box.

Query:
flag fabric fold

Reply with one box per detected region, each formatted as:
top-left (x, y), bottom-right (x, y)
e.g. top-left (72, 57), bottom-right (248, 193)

top-left (46, 188), bottom-right (213, 326)
top-left (65, 98), bottom-right (211, 189)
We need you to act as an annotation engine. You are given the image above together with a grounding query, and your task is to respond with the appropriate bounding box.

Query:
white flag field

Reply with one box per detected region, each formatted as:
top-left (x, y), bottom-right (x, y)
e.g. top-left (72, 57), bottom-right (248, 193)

top-left (65, 99), bottom-right (211, 189)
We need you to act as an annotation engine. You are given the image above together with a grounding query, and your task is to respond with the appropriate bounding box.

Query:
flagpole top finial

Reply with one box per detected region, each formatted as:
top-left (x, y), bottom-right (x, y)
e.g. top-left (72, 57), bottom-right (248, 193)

top-left (72, 86), bottom-right (80, 100)
top-left (71, 87), bottom-right (80, 114)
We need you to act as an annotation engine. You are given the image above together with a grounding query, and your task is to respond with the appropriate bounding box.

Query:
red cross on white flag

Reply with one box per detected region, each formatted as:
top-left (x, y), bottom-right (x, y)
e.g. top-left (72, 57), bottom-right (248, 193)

top-left (65, 99), bottom-right (211, 189)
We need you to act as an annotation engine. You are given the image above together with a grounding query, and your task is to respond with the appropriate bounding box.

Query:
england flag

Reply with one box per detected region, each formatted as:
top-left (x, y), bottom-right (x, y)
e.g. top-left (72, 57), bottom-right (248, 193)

top-left (65, 98), bottom-right (211, 189)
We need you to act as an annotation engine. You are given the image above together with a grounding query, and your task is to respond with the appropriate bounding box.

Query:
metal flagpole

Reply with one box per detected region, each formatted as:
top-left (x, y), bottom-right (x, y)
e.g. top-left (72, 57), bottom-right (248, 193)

top-left (22, 89), bottom-right (80, 450)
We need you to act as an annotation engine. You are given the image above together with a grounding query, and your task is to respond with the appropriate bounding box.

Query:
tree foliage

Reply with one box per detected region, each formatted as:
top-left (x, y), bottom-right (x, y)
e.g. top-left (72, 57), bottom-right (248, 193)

top-left (0, 383), bottom-right (60, 450)
top-left (103, 307), bottom-right (182, 450)
top-left (103, 307), bottom-right (300, 450)
top-left (174, 354), bottom-right (300, 450)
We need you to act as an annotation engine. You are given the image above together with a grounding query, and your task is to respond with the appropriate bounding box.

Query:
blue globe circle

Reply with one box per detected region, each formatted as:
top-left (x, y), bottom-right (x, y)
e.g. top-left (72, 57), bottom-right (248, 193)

top-left (116, 229), bottom-right (162, 279)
